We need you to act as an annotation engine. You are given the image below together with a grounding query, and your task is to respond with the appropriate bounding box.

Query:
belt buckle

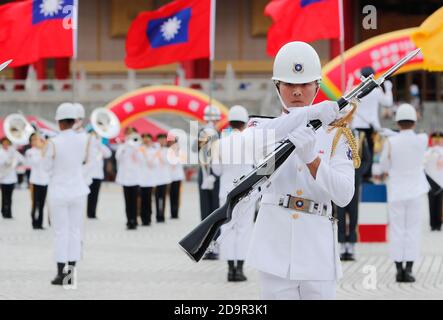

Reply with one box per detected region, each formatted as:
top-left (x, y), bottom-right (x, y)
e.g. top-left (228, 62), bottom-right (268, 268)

top-left (288, 196), bottom-right (309, 212)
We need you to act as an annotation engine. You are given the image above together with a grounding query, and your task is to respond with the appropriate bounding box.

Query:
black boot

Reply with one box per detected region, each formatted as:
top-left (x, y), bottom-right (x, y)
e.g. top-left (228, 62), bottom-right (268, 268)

top-left (234, 260), bottom-right (247, 282)
top-left (403, 261), bottom-right (415, 283)
top-left (395, 262), bottom-right (404, 282)
top-left (227, 261), bottom-right (236, 282)
top-left (51, 263), bottom-right (66, 285)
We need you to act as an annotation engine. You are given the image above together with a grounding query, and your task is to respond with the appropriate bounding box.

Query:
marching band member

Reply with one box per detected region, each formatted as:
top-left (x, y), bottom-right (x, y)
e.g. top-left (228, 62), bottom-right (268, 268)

top-left (86, 129), bottom-right (112, 219)
top-left (139, 133), bottom-right (157, 226)
top-left (379, 103), bottom-right (429, 283)
top-left (197, 107), bottom-right (221, 260)
top-left (0, 137), bottom-right (25, 219)
top-left (425, 131), bottom-right (443, 231)
top-left (25, 133), bottom-right (50, 229)
top-left (116, 127), bottom-right (143, 230)
top-left (245, 41), bottom-right (352, 300)
top-left (153, 133), bottom-right (172, 223)
top-left (44, 103), bottom-right (90, 286)
top-left (167, 136), bottom-right (185, 219)
top-left (212, 105), bottom-right (255, 282)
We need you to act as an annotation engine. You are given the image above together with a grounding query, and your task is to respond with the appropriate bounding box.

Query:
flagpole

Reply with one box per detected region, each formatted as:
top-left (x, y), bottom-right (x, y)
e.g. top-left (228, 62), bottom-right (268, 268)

top-left (209, 0), bottom-right (216, 108)
top-left (338, 0), bottom-right (345, 93)
top-left (71, 0), bottom-right (79, 103)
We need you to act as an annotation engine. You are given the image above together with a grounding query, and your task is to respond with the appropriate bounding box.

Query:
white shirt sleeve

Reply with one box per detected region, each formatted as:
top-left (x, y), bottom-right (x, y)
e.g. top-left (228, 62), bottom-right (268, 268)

top-left (42, 140), bottom-right (55, 173)
top-left (377, 87), bottom-right (393, 107)
top-left (115, 145), bottom-right (125, 162)
top-left (100, 144), bottom-right (112, 159)
top-left (379, 138), bottom-right (391, 174)
top-left (314, 137), bottom-right (355, 207)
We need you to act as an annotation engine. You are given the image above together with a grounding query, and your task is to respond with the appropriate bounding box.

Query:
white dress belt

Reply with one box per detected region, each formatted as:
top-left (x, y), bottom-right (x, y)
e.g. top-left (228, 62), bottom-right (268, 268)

top-left (261, 193), bottom-right (331, 218)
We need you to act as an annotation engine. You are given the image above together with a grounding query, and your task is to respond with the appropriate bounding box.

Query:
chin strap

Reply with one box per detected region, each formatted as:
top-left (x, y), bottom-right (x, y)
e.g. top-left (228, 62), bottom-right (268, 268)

top-left (274, 81), bottom-right (320, 113)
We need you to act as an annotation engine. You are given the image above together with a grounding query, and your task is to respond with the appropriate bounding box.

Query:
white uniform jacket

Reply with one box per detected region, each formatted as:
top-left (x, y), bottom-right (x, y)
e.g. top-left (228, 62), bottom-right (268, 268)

top-left (139, 145), bottom-right (158, 188)
top-left (212, 130), bottom-right (257, 261)
top-left (0, 147), bottom-right (25, 184)
top-left (44, 129), bottom-right (90, 201)
top-left (167, 147), bottom-right (186, 182)
top-left (87, 135), bottom-right (112, 180)
top-left (154, 146), bottom-right (172, 186)
top-left (245, 112), bottom-right (355, 281)
top-left (379, 130), bottom-right (430, 202)
top-left (115, 142), bottom-right (143, 187)
top-left (25, 147), bottom-right (50, 186)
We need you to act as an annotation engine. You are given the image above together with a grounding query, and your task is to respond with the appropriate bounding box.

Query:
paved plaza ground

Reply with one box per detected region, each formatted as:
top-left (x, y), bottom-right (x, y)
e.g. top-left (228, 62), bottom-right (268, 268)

top-left (0, 182), bottom-right (442, 300)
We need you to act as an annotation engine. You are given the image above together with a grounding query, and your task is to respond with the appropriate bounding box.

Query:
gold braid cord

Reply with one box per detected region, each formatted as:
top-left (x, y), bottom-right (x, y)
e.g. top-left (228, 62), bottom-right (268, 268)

top-left (327, 100), bottom-right (361, 169)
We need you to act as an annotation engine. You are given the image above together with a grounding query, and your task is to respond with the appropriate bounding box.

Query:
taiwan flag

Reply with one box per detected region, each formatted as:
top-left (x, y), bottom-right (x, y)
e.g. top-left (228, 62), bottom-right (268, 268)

top-left (125, 0), bottom-right (213, 69)
top-left (265, 0), bottom-right (340, 56)
top-left (0, 0), bottom-right (76, 67)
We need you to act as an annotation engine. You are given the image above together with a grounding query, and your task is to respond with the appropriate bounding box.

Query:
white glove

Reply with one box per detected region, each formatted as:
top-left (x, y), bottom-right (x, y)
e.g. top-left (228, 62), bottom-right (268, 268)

top-left (288, 127), bottom-right (318, 164)
top-left (306, 100), bottom-right (340, 126)
top-left (384, 80), bottom-right (393, 91)
top-left (201, 174), bottom-right (216, 190)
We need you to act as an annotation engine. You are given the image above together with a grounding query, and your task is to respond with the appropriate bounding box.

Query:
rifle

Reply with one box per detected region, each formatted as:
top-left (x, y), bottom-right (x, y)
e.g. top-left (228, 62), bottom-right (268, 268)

top-left (179, 48), bottom-right (421, 262)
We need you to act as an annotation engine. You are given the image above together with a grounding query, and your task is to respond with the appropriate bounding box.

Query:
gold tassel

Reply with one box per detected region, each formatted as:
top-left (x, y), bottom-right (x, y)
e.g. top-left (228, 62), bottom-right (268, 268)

top-left (328, 101), bottom-right (361, 169)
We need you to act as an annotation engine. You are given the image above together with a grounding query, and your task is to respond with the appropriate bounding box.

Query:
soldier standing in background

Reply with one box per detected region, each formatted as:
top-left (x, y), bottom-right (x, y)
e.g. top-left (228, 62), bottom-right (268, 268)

top-left (380, 103), bottom-right (429, 283)
top-left (425, 131), bottom-right (443, 231)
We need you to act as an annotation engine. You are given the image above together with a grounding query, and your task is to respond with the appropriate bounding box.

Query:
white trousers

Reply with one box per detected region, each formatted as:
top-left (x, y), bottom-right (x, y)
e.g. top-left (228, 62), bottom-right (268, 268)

top-left (49, 196), bottom-right (86, 263)
top-left (259, 271), bottom-right (336, 300)
top-left (388, 197), bottom-right (422, 262)
top-left (219, 199), bottom-right (255, 261)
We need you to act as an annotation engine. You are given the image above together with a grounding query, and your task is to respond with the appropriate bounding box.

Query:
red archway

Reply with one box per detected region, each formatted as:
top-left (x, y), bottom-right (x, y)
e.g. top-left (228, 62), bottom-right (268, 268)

top-left (105, 85), bottom-right (230, 130)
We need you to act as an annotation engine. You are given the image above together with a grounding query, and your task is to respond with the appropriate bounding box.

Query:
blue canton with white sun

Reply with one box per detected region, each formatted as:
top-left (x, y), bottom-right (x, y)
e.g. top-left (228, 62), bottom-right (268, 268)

top-left (32, 0), bottom-right (74, 25)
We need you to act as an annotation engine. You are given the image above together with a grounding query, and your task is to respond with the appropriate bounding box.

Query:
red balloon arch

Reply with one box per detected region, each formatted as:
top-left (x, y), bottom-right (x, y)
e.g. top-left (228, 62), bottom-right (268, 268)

top-left (105, 85), bottom-right (230, 131)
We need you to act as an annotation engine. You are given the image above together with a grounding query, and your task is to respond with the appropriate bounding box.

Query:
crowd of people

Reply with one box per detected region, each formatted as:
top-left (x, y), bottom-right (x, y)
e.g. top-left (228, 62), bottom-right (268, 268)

top-left (0, 41), bottom-right (442, 300)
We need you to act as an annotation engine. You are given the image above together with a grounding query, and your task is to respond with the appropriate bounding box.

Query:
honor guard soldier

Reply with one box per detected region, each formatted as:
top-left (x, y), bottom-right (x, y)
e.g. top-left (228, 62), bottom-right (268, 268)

top-left (351, 66), bottom-right (393, 182)
top-left (153, 133), bottom-right (172, 222)
top-left (0, 137), bottom-right (25, 219)
top-left (380, 103), bottom-right (430, 283)
top-left (245, 41), bottom-right (355, 300)
top-left (212, 105), bottom-right (256, 282)
top-left (116, 128), bottom-right (143, 230)
top-left (425, 131), bottom-right (443, 231)
top-left (25, 133), bottom-right (50, 229)
top-left (44, 103), bottom-right (91, 286)
top-left (336, 129), bottom-right (371, 261)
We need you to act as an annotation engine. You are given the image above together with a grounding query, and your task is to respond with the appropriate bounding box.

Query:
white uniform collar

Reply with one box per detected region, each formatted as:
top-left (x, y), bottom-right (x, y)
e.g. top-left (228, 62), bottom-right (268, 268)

top-left (399, 129), bottom-right (415, 135)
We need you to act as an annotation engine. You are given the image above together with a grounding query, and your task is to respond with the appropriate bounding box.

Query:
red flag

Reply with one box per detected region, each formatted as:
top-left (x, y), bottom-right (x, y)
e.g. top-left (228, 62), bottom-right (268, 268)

top-left (0, 0), bottom-right (75, 67)
top-left (265, 0), bottom-right (340, 56)
top-left (125, 0), bottom-right (212, 69)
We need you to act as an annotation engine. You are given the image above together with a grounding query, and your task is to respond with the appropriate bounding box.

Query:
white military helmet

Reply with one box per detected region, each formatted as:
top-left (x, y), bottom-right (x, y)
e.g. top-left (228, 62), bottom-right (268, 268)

top-left (395, 103), bottom-right (417, 122)
top-left (73, 102), bottom-right (86, 119)
top-left (228, 105), bottom-right (249, 123)
top-left (203, 105), bottom-right (221, 121)
top-left (272, 41), bottom-right (322, 84)
top-left (55, 102), bottom-right (77, 121)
